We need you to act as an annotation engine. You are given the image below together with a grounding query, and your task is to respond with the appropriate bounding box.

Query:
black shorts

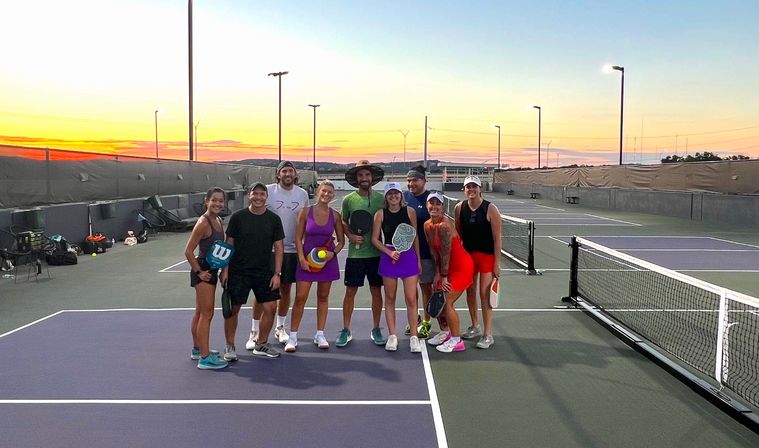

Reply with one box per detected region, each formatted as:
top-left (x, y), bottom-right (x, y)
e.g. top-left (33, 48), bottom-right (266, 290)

top-left (190, 257), bottom-right (218, 287)
top-left (270, 252), bottom-right (298, 284)
top-left (344, 257), bottom-right (383, 288)
top-left (226, 272), bottom-right (280, 305)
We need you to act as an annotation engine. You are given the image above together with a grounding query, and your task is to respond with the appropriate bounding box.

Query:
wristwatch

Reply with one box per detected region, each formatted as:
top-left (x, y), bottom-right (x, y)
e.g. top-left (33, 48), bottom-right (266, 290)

top-left (276, 272), bottom-right (282, 276)
top-left (195, 269), bottom-right (201, 276)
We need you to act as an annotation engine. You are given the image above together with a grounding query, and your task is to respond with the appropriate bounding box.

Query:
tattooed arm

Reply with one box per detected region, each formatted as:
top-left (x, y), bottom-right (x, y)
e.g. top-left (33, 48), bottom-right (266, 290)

top-left (438, 222), bottom-right (453, 292)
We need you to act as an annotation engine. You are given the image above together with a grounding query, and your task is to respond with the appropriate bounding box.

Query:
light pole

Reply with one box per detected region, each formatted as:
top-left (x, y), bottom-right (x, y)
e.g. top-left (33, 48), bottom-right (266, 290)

top-left (545, 140), bottom-right (552, 167)
top-left (533, 105), bottom-right (541, 168)
top-left (493, 124), bottom-right (501, 169)
top-left (606, 65), bottom-right (625, 164)
top-left (308, 104), bottom-right (320, 171)
top-left (188, 0), bottom-right (194, 160)
top-left (392, 155), bottom-right (397, 179)
top-left (268, 71), bottom-right (289, 162)
top-left (154, 109), bottom-right (160, 159)
top-left (194, 121), bottom-right (199, 161)
top-left (400, 129), bottom-right (409, 164)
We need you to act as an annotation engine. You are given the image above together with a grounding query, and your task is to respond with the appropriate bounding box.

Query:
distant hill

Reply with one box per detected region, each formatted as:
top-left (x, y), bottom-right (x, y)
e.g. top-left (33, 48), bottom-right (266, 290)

top-left (224, 159), bottom-right (443, 174)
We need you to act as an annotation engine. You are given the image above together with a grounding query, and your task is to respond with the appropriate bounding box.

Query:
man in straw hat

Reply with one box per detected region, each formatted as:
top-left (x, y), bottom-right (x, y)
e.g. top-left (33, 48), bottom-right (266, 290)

top-left (336, 160), bottom-right (386, 347)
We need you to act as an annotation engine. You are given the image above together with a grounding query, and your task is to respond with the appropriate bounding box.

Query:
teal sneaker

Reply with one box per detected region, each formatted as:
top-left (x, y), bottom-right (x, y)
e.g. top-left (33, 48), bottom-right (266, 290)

top-left (197, 352), bottom-right (229, 370)
top-left (336, 328), bottom-right (352, 347)
top-left (191, 347), bottom-right (218, 360)
top-left (370, 327), bottom-right (386, 345)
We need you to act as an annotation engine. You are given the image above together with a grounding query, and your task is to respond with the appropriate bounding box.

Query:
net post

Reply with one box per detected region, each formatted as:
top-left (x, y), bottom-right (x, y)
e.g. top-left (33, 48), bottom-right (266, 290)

top-left (561, 236), bottom-right (579, 304)
top-left (714, 288), bottom-right (728, 385)
top-left (526, 220), bottom-right (539, 275)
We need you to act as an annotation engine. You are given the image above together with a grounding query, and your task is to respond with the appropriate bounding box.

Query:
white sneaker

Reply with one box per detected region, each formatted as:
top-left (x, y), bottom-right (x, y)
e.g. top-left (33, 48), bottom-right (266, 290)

top-left (409, 336), bottom-right (421, 353)
top-left (275, 325), bottom-right (289, 344)
top-left (385, 335), bottom-right (398, 351)
top-left (476, 335), bottom-right (495, 349)
top-left (427, 331), bottom-right (450, 346)
top-left (314, 333), bottom-right (329, 349)
top-left (284, 337), bottom-right (298, 353)
top-left (245, 331), bottom-right (258, 350)
top-left (223, 344), bottom-right (238, 361)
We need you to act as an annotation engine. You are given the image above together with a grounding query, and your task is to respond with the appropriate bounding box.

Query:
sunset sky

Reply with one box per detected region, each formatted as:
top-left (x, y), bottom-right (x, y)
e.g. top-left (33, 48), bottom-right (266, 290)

top-left (1, 0), bottom-right (758, 167)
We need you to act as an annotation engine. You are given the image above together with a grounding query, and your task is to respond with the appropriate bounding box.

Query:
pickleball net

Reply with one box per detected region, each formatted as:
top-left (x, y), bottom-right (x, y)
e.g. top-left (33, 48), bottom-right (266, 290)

top-left (565, 236), bottom-right (759, 410)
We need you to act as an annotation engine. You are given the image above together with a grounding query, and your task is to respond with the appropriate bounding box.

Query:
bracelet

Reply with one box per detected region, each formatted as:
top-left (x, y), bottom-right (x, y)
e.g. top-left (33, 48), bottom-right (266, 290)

top-left (441, 272), bottom-right (448, 277)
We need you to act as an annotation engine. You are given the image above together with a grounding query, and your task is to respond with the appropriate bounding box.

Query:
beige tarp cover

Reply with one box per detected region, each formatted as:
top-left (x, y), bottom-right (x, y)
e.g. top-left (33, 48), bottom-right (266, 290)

top-left (495, 160), bottom-right (759, 194)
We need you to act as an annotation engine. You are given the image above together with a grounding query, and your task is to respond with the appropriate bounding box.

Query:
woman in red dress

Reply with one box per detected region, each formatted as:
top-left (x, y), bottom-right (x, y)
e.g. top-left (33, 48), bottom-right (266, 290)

top-left (423, 192), bottom-right (474, 352)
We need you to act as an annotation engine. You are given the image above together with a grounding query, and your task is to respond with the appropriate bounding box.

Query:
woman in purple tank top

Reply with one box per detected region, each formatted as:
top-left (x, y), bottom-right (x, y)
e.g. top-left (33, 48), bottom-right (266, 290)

top-left (183, 187), bottom-right (228, 370)
top-left (286, 181), bottom-right (345, 352)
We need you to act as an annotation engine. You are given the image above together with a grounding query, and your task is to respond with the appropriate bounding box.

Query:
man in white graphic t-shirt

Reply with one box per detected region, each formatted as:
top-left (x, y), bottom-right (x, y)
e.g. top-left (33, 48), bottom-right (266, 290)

top-left (245, 160), bottom-right (310, 350)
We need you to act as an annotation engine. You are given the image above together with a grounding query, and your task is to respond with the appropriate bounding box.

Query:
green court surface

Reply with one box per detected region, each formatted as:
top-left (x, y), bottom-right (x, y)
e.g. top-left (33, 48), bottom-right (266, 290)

top-left (1, 191), bottom-right (757, 446)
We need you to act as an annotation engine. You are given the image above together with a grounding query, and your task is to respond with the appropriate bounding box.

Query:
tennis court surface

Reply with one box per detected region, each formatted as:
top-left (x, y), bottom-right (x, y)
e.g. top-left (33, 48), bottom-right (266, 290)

top-left (0, 309), bottom-right (442, 447)
top-left (1, 190), bottom-right (758, 446)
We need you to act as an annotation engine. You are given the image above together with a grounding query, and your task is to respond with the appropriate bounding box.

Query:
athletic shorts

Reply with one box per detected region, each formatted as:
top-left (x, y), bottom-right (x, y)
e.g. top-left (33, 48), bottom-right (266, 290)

top-left (270, 252), bottom-right (298, 284)
top-left (470, 251), bottom-right (496, 274)
top-left (190, 257), bottom-right (218, 287)
top-left (419, 258), bottom-right (435, 284)
top-left (226, 272), bottom-right (280, 305)
top-left (344, 257), bottom-right (383, 288)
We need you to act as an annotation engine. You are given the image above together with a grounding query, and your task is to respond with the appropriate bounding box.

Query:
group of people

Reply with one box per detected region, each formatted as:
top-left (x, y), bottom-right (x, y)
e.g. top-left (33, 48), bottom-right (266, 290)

top-left (185, 159), bottom-right (502, 370)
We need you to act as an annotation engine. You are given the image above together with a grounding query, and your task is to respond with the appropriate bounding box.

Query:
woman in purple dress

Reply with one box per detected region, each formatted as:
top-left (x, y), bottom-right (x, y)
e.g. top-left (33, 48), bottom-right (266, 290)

top-left (286, 181), bottom-right (345, 352)
top-left (371, 182), bottom-right (421, 353)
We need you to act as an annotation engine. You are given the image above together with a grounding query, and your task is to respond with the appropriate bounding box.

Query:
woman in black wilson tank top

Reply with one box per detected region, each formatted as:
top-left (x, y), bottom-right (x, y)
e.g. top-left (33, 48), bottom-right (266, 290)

top-left (454, 176), bottom-right (501, 350)
top-left (183, 187), bottom-right (229, 369)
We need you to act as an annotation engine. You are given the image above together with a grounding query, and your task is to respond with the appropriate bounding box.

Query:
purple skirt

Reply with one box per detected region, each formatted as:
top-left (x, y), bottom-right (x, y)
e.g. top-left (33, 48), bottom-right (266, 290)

top-left (378, 245), bottom-right (419, 279)
top-left (296, 256), bottom-right (340, 283)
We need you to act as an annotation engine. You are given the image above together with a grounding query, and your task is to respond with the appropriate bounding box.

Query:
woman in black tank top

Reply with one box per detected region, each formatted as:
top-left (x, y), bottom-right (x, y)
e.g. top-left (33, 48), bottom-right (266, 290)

top-left (454, 176), bottom-right (501, 350)
top-left (371, 182), bottom-right (423, 353)
top-left (183, 187), bottom-right (229, 369)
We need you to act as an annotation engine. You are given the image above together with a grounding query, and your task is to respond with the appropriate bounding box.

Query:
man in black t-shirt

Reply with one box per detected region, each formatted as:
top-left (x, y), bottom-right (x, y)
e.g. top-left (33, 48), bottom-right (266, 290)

top-left (220, 182), bottom-right (285, 360)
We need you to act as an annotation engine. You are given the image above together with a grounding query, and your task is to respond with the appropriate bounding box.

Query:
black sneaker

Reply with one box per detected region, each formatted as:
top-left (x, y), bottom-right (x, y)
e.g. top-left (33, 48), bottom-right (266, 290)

top-left (404, 314), bottom-right (421, 336)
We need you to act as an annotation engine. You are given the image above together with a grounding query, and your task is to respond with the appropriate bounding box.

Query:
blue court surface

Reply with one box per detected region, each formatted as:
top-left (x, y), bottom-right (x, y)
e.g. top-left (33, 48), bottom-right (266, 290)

top-left (0, 309), bottom-right (443, 448)
top-left (550, 235), bottom-right (759, 271)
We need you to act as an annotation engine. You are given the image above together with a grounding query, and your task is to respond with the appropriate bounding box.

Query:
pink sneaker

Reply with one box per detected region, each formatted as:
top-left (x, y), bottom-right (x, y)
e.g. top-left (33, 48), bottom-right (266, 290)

top-left (435, 338), bottom-right (465, 353)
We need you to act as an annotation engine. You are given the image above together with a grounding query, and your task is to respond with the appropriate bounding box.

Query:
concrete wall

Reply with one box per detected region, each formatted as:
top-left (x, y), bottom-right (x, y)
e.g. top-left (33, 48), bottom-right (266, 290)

top-left (0, 190), bottom-right (248, 248)
top-left (495, 183), bottom-right (759, 226)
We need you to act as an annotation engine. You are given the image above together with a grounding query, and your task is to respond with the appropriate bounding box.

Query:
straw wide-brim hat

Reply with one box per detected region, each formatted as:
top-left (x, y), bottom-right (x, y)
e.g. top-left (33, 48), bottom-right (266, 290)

top-left (345, 160), bottom-right (385, 188)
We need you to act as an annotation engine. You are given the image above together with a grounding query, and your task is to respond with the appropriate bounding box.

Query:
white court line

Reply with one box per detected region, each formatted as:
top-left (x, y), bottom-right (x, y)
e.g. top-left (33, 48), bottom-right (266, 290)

top-left (622, 249), bottom-right (759, 252)
top-left (524, 217), bottom-right (616, 220)
top-left (0, 311), bottom-right (65, 339)
top-left (421, 344), bottom-right (448, 448)
top-left (0, 399), bottom-right (431, 405)
top-left (159, 260), bottom-right (188, 272)
top-left (581, 213), bottom-right (641, 226)
top-left (705, 236), bottom-right (759, 250)
top-left (531, 204), bottom-right (565, 211)
top-left (55, 306), bottom-right (582, 313)
top-left (505, 212), bottom-right (583, 215)
top-left (547, 236), bottom-right (570, 245)
top-left (533, 223), bottom-right (635, 226)
top-left (160, 265), bottom-right (557, 274)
